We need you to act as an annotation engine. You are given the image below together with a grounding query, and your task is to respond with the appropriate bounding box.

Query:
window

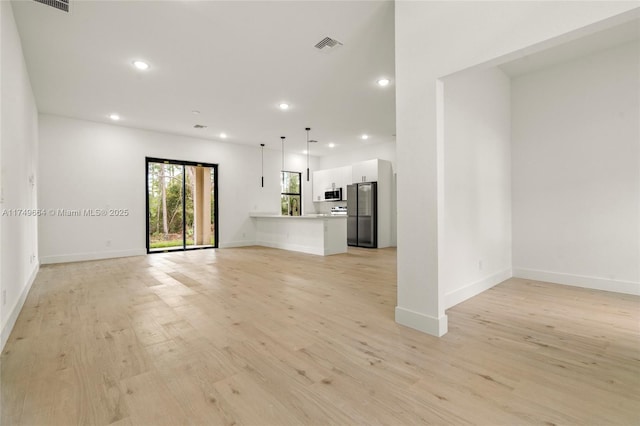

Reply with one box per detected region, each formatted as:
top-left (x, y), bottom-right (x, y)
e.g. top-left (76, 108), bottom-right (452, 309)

top-left (281, 171), bottom-right (301, 216)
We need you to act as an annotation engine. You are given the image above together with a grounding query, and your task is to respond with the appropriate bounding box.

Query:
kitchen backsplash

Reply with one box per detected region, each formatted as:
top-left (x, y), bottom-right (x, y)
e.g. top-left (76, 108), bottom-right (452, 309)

top-left (313, 200), bottom-right (346, 214)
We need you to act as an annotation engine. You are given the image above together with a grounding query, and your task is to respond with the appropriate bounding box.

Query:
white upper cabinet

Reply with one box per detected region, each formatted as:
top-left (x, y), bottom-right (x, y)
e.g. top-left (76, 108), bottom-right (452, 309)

top-left (335, 166), bottom-right (352, 200)
top-left (312, 169), bottom-right (330, 202)
top-left (352, 159), bottom-right (379, 183)
top-left (312, 166), bottom-right (352, 202)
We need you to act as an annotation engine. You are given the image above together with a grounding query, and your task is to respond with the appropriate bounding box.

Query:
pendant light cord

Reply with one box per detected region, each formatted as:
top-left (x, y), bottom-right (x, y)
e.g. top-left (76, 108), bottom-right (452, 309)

top-left (306, 127), bottom-right (311, 181)
top-left (281, 136), bottom-right (285, 171)
top-left (280, 136), bottom-right (286, 193)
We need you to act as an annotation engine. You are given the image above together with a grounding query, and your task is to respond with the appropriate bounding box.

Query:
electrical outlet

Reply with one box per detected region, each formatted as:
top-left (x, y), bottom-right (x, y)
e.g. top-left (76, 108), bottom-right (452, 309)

top-left (2, 290), bottom-right (6, 307)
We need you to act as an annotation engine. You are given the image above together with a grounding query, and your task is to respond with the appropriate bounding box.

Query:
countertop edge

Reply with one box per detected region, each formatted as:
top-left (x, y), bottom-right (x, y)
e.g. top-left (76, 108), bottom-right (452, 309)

top-left (250, 213), bottom-right (347, 220)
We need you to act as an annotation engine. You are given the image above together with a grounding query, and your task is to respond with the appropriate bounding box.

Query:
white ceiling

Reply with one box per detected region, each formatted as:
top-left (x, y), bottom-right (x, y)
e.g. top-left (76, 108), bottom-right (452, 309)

top-left (11, 0), bottom-right (396, 156)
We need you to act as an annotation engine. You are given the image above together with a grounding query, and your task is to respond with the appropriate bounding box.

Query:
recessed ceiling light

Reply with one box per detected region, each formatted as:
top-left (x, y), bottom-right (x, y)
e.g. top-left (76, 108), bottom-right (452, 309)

top-left (328, 143), bottom-right (336, 148)
top-left (132, 60), bottom-right (150, 71)
top-left (361, 134), bottom-right (369, 140)
top-left (109, 113), bottom-right (120, 121)
top-left (192, 110), bottom-right (201, 115)
top-left (377, 78), bottom-right (390, 87)
top-left (303, 149), bottom-right (308, 154)
top-left (220, 133), bottom-right (227, 139)
top-left (279, 103), bottom-right (290, 110)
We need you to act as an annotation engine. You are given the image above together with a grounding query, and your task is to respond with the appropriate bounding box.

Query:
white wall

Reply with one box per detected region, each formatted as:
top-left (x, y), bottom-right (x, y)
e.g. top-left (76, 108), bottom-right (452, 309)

top-left (512, 41), bottom-right (640, 295)
top-left (441, 67), bottom-right (512, 308)
top-left (395, 2), bottom-right (639, 336)
top-left (1, 1), bottom-right (40, 349)
top-left (38, 114), bottom-right (315, 263)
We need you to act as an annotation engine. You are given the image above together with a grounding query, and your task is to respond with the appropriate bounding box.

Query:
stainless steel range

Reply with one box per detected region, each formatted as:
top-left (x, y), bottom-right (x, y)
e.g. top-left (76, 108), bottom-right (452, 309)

top-left (330, 206), bottom-right (347, 216)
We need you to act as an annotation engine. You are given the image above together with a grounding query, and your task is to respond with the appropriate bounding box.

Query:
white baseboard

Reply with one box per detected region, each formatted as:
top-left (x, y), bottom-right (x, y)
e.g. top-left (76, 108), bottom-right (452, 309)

top-left (1, 263), bottom-right (39, 351)
top-left (40, 248), bottom-right (146, 265)
top-left (445, 268), bottom-right (513, 309)
top-left (395, 306), bottom-right (448, 337)
top-left (513, 268), bottom-right (640, 296)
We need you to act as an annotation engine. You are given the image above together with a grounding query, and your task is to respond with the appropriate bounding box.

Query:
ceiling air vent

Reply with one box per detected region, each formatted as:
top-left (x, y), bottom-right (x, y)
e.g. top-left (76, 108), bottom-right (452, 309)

top-left (193, 124), bottom-right (208, 129)
top-left (314, 37), bottom-right (343, 51)
top-left (33, 0), bottom-right (69, 13)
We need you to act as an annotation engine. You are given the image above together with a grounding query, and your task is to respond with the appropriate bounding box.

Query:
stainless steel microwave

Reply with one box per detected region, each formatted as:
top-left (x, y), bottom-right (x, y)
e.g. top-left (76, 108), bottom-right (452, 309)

top-left (324, 188), bottom-right (342, 201)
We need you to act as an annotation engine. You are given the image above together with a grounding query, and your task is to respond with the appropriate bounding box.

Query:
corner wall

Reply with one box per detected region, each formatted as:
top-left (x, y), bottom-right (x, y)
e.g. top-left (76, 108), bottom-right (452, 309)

top-left (511, 41), bottom-right (640, 295)
top-left (1, 1), bottom-right (40, 349)
top-left (441, 67), bottom-right (512, 308)
top-left (38, 114), bottom-right (314, 263)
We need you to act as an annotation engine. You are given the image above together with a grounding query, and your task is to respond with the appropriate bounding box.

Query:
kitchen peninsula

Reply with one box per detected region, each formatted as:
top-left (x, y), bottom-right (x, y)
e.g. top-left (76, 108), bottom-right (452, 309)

top-left (250, 213), bottom-right (347, 256)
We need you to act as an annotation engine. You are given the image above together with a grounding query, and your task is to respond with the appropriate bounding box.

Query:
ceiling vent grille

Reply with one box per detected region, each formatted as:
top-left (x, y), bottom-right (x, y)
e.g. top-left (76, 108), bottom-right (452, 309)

top-left (33, 0), bottom-right (69, 12)
top-left (193, 124), bottom-right (208, 129)
top-left (314, 37), bottom-right (343, 51)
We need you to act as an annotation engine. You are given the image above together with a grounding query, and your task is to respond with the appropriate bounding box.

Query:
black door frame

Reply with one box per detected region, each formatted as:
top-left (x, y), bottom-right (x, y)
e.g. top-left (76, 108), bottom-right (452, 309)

top-left (145, 157), bottom-right (219, 253)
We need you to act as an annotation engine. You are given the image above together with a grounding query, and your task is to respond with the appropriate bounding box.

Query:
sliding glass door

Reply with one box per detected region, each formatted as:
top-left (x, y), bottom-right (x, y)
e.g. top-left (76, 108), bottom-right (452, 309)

top-left (146, 158), bottom-right (218, 253)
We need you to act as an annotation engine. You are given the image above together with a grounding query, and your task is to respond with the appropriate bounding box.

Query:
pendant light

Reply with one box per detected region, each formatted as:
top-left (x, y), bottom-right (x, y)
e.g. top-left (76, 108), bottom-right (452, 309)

top-left (281, 136), bottom-right (285, 171)
top-left (306, 127), bottom-right (311, 181)
top-left (260, 143), bottom-right (265, 187)
top-left (280, 136), bottom-right (286, 195)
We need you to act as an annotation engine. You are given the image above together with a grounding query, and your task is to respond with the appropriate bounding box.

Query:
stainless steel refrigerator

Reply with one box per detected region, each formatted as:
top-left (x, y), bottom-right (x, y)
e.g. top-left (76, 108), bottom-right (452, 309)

top-left (347, 182), bottom-right (377, 248)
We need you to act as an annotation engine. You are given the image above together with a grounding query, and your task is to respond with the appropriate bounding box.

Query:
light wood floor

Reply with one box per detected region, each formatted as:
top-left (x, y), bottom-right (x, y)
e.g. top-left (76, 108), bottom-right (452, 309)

top-left (2, 247), bottom-right (639, 425)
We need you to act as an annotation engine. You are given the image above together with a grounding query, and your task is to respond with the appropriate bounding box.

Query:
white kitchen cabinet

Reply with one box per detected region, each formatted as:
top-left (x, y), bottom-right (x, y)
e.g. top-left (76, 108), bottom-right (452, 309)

top-left (312, 169), bottom-right (330, 202)
top-left (312, 166), bottom-right (352, 202)
top-left (250, 214), bottom-right (347, 256)
top-left (334, 166), bottom-right (352, 200)
top-left (352, 159), bottom-right (379, 183)
top-left (375, 159), bottom-right (393, 248)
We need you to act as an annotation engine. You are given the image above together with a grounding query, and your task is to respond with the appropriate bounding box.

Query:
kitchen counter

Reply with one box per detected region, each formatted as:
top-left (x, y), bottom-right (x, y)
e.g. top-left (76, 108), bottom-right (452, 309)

top-left (250, 213), bottom-right (347, 255)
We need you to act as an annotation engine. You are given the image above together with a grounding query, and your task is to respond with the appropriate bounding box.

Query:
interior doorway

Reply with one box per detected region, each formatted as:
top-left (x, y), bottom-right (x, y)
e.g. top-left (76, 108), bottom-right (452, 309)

top-left (146, 157), bottom-right (218, 253)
